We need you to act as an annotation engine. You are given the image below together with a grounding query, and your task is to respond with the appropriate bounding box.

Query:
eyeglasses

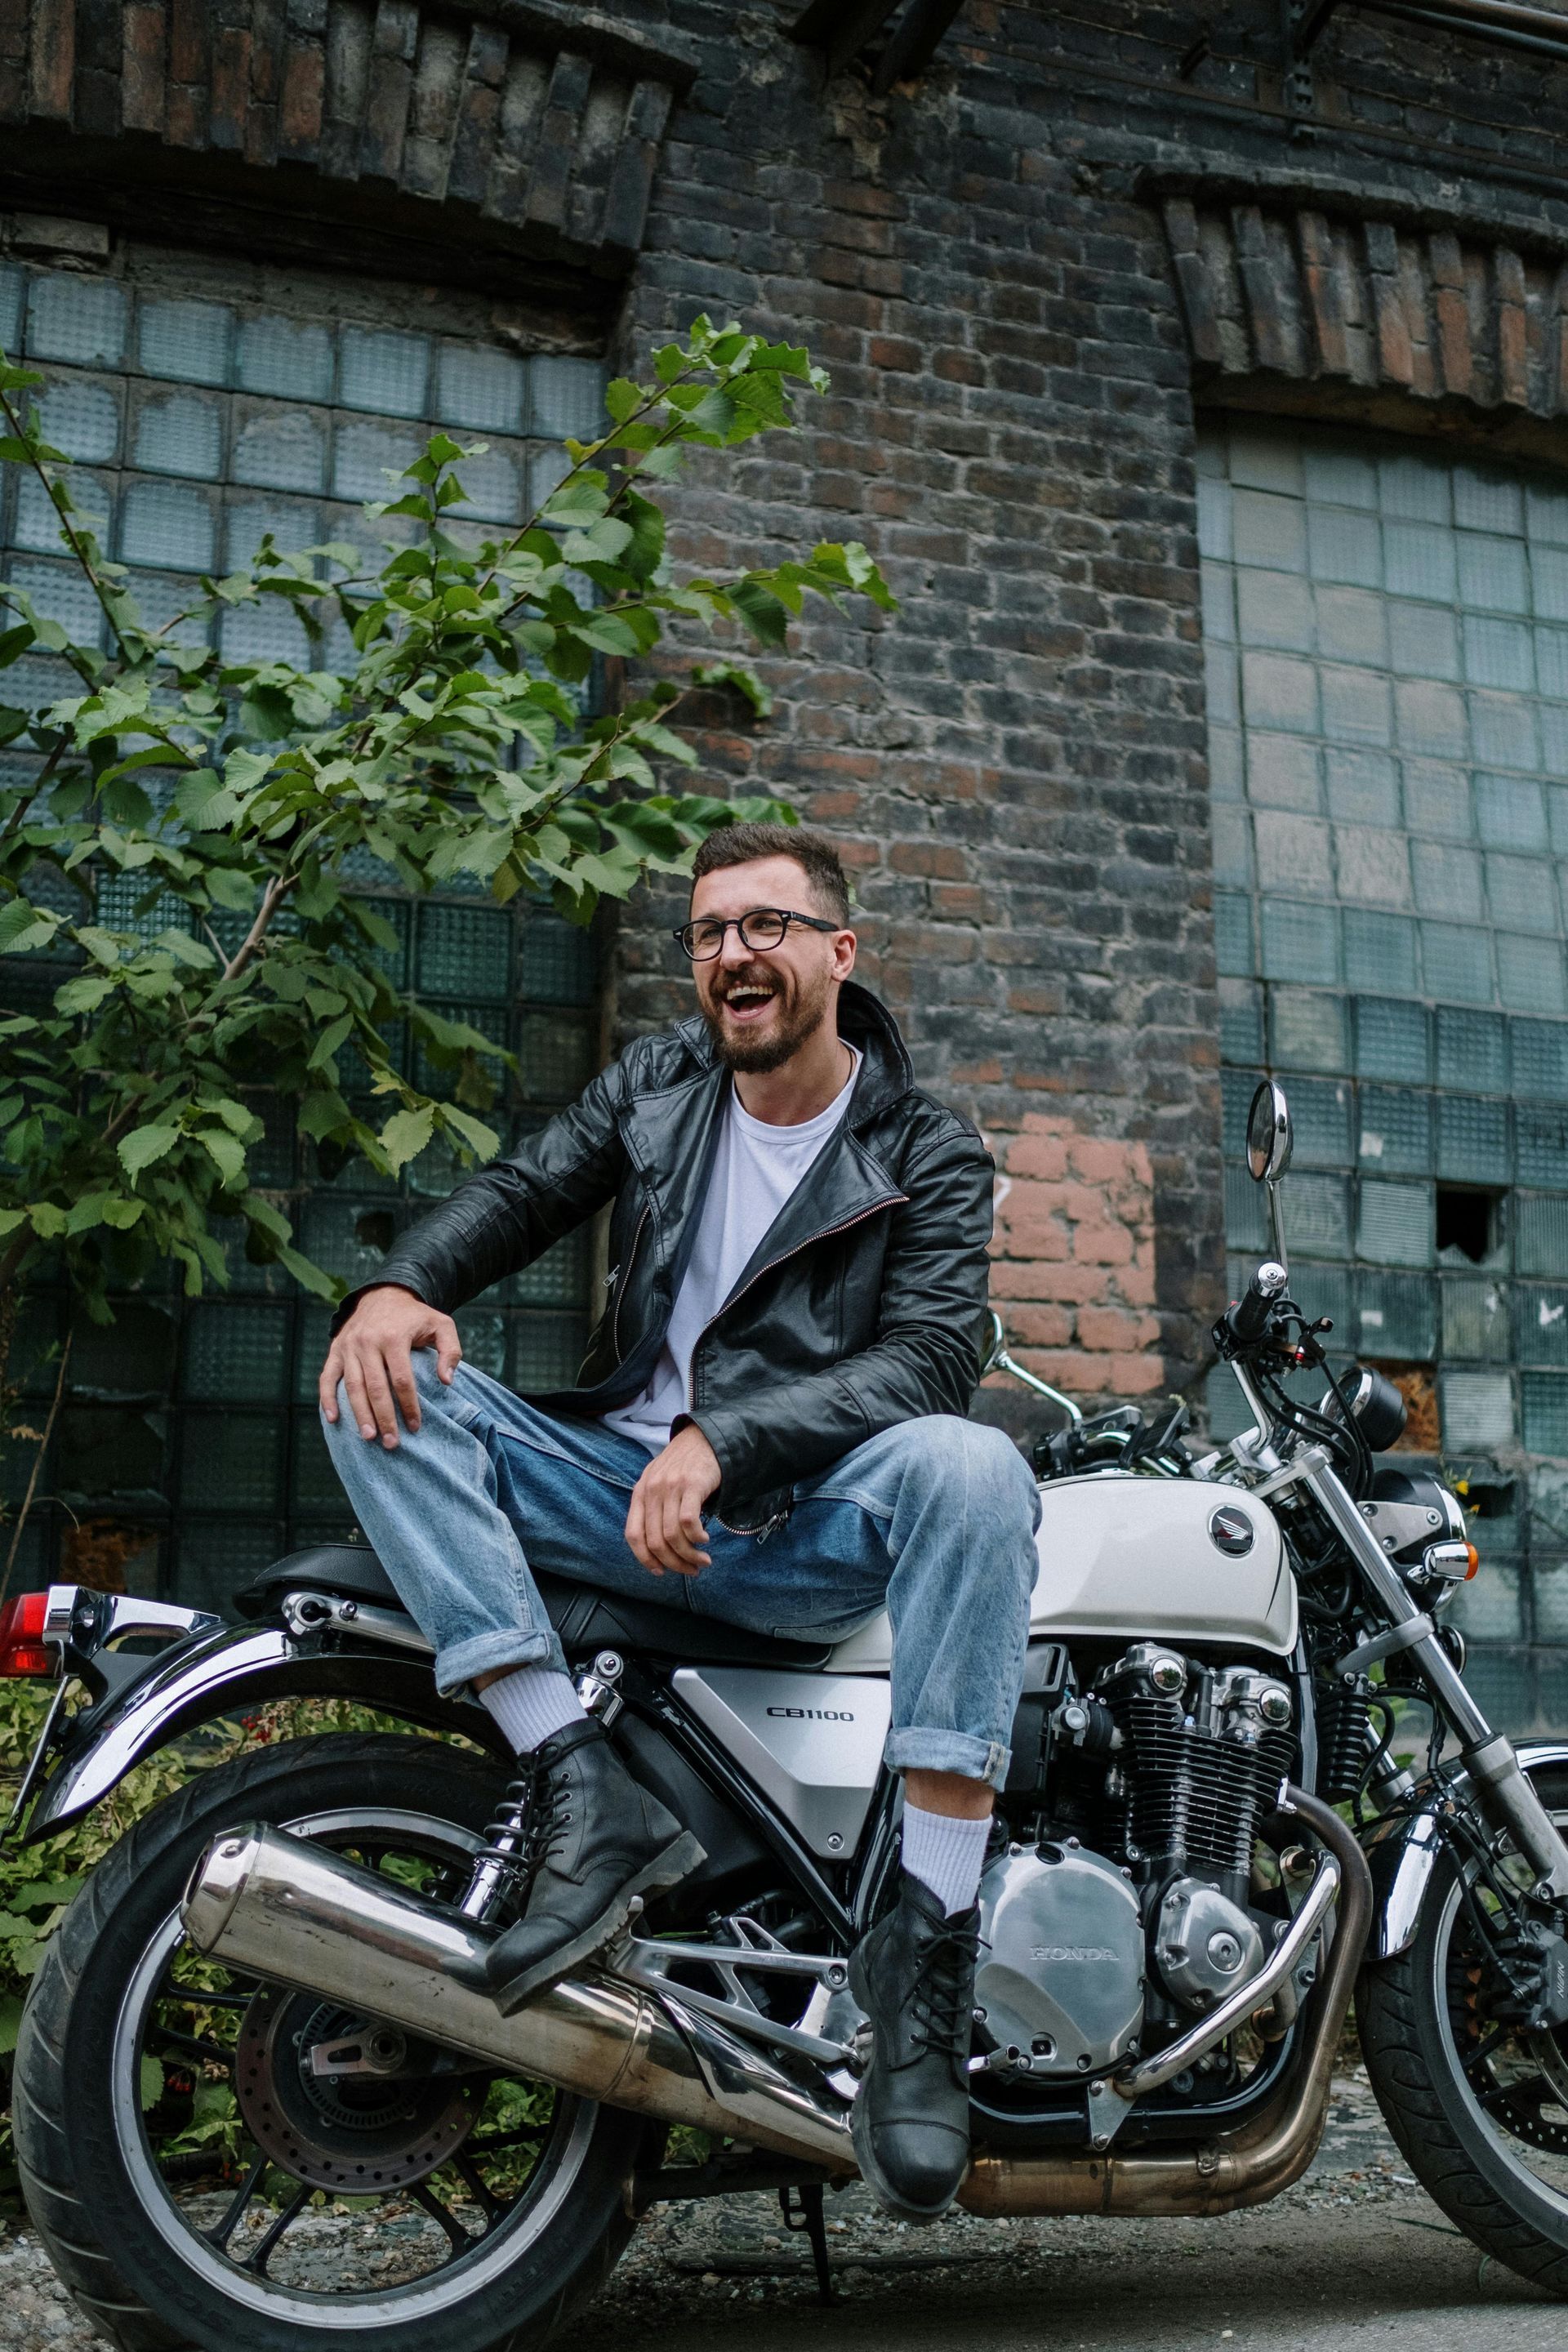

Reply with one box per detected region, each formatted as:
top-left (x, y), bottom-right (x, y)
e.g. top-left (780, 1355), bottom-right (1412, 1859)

top-left (672, 907), bottom-right (840, 962)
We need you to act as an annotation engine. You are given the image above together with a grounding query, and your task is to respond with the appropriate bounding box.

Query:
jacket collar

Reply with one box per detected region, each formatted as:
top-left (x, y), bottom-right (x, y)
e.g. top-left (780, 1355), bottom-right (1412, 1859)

top-left (670, 978), bottom-right (915, 1129)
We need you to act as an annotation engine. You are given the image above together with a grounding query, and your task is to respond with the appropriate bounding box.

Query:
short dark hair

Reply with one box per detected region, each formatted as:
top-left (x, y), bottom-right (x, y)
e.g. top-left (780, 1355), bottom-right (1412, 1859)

top-left (689, 822), bottom-right (852, 924)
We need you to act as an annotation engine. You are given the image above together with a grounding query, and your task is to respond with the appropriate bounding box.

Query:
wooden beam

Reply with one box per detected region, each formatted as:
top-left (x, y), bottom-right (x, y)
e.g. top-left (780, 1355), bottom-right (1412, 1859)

top-left (791, 0), bottom-right (902, 78)
top-left (871, 0), bottom-right (967, 91)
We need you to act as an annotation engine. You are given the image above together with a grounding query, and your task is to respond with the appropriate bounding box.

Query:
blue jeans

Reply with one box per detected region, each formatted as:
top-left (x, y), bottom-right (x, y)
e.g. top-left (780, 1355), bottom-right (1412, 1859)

top-left (322, 1356), bottom-right (1040, 1784)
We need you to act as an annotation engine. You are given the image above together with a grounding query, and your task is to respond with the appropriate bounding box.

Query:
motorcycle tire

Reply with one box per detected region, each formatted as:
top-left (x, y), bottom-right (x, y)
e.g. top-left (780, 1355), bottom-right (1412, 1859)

top-left (12, 1731), bottom-right (655, 2352)
top-left (1358, 1762), bottom-right (1568, 2296)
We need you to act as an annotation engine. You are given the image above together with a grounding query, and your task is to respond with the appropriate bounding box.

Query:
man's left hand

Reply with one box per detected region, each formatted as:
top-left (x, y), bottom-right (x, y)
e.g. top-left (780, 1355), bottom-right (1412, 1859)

top-left (626, 1424), bottom-right (721, 1576)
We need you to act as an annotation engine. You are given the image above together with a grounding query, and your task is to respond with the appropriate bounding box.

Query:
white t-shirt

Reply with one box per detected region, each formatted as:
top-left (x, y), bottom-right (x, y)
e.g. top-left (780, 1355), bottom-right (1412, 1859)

top-left (603, 1048), bottom-right (862, 1455)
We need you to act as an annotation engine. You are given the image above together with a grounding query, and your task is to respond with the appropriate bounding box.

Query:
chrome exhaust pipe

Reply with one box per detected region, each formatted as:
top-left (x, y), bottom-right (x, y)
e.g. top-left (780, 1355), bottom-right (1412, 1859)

top-left (957, 1787), bottom-right (1373, 2218)
top-left (182, 1824), bottom-right (854, 2172)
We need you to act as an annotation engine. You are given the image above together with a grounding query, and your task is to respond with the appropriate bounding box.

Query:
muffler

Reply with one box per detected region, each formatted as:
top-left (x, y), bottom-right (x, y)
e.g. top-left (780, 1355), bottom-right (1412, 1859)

top-left (182, 1824), bottom-right (854, 2171)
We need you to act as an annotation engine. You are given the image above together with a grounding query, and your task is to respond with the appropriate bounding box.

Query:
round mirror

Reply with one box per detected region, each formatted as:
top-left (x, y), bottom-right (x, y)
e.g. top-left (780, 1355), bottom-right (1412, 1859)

top-left (1246, 1079), bottom-right (1294, 1185)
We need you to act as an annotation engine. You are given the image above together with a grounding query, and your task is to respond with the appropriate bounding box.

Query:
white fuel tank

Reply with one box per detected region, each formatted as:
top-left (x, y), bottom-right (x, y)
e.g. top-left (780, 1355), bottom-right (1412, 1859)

top-left (826, 1473), bottom-right (1296, 1673)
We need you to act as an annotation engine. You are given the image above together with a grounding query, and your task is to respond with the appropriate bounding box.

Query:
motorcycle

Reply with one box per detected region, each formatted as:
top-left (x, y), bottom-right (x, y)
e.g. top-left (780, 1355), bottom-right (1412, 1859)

top-left (4, 1072), bottom-right (1568, 2350)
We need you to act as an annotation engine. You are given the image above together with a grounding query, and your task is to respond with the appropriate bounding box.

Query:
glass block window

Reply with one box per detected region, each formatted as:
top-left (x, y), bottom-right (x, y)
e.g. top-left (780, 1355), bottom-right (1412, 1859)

top-left (1204, 419), bottom-right (1568, 1731)
top-left (0, 249), bottom-right (609, 1614)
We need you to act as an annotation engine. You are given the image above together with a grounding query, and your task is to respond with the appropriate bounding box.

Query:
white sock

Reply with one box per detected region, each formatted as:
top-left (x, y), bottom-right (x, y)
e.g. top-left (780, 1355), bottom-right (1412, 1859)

top-left (901, 1801), bottom-right (990, 1916)
top-left (479, 1666), bottom-right (587, 1755)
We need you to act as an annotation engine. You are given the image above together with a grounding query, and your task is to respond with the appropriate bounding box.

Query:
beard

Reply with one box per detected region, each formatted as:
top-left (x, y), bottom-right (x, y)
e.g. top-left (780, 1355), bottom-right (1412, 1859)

top-left (699, 960), bottom-right (835, 1074)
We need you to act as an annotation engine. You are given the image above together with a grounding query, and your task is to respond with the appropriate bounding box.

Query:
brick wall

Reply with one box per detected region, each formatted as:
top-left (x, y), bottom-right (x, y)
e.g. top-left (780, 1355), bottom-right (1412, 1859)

top-left (602, 0), bottom-right (1568, 1426)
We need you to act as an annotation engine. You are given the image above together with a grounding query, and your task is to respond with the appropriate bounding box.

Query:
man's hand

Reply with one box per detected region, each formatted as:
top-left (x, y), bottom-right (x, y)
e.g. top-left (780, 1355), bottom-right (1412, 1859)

top-left (626, 1424), bottom-right (722, 1576)
top-left (318, 1285), bottom-right (462, 1447)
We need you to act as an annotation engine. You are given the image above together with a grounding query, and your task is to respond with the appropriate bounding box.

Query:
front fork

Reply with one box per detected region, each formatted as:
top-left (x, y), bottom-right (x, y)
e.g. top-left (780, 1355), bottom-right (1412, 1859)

top-left (1304, 1461), bottom-right (1568, 1901)
top-left (1230, 1363), bottom-right (1568, 1904)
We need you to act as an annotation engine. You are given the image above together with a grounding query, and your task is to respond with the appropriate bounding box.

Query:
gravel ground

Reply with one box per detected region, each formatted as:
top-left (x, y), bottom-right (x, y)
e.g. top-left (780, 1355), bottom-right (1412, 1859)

top-left (0, 2072), bottom-right (1560, 2350)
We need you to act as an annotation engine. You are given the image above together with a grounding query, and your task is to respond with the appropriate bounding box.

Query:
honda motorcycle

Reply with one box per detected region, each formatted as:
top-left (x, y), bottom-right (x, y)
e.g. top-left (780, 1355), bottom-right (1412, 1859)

top-left (5, 1075), bottom-right (1568, 2350)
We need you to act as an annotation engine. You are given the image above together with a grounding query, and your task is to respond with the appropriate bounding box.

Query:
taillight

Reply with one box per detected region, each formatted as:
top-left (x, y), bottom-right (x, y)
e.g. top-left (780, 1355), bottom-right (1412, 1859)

top-left (0, 1592), bottom-right (55, 1676)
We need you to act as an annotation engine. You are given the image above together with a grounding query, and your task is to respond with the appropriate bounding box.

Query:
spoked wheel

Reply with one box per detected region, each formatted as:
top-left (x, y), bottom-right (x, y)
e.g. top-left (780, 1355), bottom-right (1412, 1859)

top-left (1359, 1764), bottom-right (1568, 2296)
top-left (13, 1734), bottom-right (654, 2352)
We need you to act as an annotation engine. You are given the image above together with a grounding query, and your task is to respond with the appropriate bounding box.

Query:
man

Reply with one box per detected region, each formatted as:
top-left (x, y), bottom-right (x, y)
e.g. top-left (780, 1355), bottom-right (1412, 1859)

top-left (319, 822), bottom-right (1040, 2221)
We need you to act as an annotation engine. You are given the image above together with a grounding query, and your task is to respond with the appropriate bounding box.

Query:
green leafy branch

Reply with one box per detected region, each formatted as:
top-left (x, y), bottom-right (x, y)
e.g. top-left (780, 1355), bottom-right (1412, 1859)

top-left (0, 315), bottom-right (895, 1325)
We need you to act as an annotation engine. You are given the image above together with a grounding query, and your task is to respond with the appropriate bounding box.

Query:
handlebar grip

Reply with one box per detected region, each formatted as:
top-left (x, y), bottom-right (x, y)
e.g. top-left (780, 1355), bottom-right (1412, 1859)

top-left (1227, 1260), bottom-right (1289, 1345)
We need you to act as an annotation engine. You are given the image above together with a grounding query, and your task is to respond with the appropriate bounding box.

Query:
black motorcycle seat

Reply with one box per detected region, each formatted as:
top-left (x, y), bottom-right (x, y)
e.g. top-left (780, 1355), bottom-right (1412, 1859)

top-left (234, 1542), bottom-right (835, 1670)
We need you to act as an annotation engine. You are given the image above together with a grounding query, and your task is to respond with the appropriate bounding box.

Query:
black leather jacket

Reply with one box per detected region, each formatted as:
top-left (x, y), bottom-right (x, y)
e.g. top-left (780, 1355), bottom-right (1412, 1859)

top-left (357, 981), bottom-right (995, 1529)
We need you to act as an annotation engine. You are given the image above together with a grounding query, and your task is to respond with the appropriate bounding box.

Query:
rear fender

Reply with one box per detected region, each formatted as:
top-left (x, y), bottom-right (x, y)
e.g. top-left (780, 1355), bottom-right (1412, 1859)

top-left (16, 1620), bottom-right (504, 1846)
top-left (1362, 1742), bottom-right (1568, 1961)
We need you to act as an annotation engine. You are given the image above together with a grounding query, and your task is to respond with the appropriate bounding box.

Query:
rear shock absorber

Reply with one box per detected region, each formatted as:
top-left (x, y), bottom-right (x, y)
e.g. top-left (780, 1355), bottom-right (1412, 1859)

top-left (457, 1650), bottom-right (626, 1922)
top-left (1315, 1677), bottom-right (1374, 1805)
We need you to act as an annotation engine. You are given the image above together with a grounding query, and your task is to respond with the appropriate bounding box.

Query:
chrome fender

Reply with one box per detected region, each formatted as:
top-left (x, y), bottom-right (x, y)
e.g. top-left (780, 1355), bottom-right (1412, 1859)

top-left (18, 1621), bottom-right (494, 1845)
top-left (1361, 1743), bottom-right (1568, 1961)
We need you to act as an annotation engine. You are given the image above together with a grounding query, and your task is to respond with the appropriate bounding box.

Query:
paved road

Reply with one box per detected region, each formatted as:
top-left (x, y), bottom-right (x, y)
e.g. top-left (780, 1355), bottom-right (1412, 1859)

top-left (590, 2070), bottom-right (1563, 2352)
top-left (2, 2072), bottom-right (1561, 2349)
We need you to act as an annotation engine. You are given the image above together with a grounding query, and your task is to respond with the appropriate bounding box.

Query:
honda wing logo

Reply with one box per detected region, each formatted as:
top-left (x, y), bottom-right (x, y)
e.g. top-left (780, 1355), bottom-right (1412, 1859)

top-left (1209, 1505), bottom-right (1254, 1557)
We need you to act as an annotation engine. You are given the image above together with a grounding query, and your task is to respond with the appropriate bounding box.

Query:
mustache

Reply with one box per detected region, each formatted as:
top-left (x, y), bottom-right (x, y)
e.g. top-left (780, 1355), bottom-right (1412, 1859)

top-left (710, 967), bottom-right (786, 1003)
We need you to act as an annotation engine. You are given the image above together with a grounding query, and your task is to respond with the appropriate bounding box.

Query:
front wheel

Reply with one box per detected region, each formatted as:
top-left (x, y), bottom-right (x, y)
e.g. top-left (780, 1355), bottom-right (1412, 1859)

top-left (1359, 1765), bottom-right (1568, 2296)
top-left (12, 1732), bottom-right (654, 2352)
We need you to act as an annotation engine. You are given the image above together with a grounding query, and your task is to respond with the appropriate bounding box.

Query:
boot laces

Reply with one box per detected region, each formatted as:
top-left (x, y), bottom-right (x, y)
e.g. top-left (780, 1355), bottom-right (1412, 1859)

top-left (523, 1754), bottom-right (576, 1875)
top-left (480, 1751), bottom-right (576, 1896)
top-left (907, 1912), bottom-right (979, 2065)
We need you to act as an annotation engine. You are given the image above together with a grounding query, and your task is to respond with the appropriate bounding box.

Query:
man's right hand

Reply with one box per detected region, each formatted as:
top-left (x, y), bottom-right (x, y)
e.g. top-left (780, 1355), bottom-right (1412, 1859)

top-left (318, 1285), bottom-right (462, 1447)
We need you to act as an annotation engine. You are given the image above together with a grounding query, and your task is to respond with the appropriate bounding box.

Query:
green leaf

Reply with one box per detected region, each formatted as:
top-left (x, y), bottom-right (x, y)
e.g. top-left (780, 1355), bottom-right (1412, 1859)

top-left (198, 1128), bottom-right (247, 1187)
top-left (692, 659), bottom-right (773, 718)
top-left (275, 1241), bottom-right (340, 1301)
top-left (727, 579), bottom-right (791, 648)
top-left (308, 1013), bottom-right (353, 1071)
top-left (172, 770), bottom-right (238, 829)
top-left (0, 622), bottom-right (36, 669)
top-left (118, 1123), bottom-right (180, 1178)
top-left (378, 1103), bottom-right (435, 1173)
top-left (28, 1201), bottom-right (68, 1237)
top-left (0, 1992), bottom-right (21, 2056)
top-left (0, 897), bottom-right (61, 956)
top-left (206, 866), bottom-right (256, 912)
top-left (101, 1196), bottom-right (145, 1230)
top-left (140, 2054), bottom-right (165, 2112)
top-left (439, 1104), bottom-right (499, 1161)
top-left (52, 972), bottom-right (116, 1016)
top-left (619, 489), bottom-right (666, 585)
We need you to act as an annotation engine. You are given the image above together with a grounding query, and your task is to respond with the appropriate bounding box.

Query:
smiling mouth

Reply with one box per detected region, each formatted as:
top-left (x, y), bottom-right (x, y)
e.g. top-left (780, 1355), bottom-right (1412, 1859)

top-left (719, 981), bottom-right (780, 1021)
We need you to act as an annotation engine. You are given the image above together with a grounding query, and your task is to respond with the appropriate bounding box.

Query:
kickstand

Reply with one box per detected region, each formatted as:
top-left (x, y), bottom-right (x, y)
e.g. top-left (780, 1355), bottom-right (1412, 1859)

top-left (778, 2183), bottom-right (835, 2305)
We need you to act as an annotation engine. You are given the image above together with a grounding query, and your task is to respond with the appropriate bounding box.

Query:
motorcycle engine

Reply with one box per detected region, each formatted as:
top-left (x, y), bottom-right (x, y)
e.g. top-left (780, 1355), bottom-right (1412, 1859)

top-left (980, 1642), bottom-right (1298, 2080)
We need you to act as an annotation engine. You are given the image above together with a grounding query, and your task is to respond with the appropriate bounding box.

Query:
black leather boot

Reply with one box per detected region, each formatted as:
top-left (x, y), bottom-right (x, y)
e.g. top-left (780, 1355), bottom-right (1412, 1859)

top-left (479, 1718), bottom-right (704, 2016)
top-left (848, 1869), bottom-right (978, 2222)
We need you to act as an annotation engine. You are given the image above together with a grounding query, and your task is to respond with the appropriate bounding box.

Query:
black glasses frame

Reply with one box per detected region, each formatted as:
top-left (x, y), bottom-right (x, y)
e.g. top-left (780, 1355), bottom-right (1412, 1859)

top-left (672, 906), bottom-right (841, 961)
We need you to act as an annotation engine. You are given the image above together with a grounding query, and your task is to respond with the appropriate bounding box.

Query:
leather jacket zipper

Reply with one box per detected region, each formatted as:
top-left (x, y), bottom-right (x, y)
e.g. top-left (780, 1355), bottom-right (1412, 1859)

top-left (692, 1188), bottom-right (909, 1535)
top-left (610, 1205), bottom-right (650, 1363)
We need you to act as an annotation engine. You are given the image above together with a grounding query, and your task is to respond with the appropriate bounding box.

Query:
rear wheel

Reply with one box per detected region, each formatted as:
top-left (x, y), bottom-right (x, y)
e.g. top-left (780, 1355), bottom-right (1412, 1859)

top-left (13, 1733), bottom-right (654, 2352)
top-left (1359, 1764), bottom-right (1568, 2295)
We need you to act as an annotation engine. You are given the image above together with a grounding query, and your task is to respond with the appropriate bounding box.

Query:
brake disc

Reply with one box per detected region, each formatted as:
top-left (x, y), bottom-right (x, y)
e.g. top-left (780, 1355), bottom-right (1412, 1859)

top-left (234, 1988), bottom-right (482, 2193)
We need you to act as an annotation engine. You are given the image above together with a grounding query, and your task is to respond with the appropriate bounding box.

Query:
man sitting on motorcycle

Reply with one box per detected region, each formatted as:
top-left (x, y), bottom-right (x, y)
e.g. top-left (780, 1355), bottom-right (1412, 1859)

top-left (318, 821), bottom-right (1041, 2221)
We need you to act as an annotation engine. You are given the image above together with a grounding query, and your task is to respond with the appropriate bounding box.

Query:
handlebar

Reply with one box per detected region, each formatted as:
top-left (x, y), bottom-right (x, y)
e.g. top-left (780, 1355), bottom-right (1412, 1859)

top-left (1226, 1259), bottom-right (1289, 1348)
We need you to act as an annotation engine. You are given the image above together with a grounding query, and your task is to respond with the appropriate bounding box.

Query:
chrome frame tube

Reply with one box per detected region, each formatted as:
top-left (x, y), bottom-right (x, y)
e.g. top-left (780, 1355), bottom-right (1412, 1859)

top-left (1111, 1844), bottom-right (1339, 2100)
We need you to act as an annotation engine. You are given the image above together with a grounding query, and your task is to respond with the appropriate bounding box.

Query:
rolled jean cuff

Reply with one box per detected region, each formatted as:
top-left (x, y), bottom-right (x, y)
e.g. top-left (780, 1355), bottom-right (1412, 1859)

top-left (884, 1728), bottom-right (1009, 1785)
top-left (434, 1624), bottom-right (565, 1699)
